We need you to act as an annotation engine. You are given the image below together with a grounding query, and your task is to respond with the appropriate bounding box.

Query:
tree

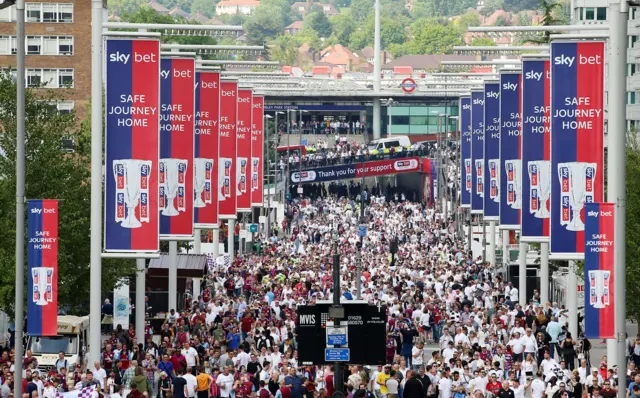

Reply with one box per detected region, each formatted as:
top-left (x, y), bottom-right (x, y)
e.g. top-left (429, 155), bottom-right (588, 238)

top-left (471, 37), bottom-right (497, 46)
top-left (245, 0), bottom-right (292, 44)
top-left (350, 0), bottom-right (373, 21)
top-left (0, 73), bottom-right (136, 318)
top-left (457, 11), bottom-right (482, 32)
top-left (190, 0), bottom-right (217, 18)
top-left (402, 19), bottom-right (463, 55)
top-left (525, 0), bottom-right (564, 44)
top-left (516, 11), bottom-right (533, 26)
top-left (494, 15), bottom-right (510, 26)
top-left (305, 11), bottom-right (332, 38)
top-left (330, 13), bottom-right (356, 45)
top-left (108, 0), bottom-right (145, 15)
top-left (270, 34), bottom-right (302, 65)
top-left (483, 0), bottom-right (505, 14)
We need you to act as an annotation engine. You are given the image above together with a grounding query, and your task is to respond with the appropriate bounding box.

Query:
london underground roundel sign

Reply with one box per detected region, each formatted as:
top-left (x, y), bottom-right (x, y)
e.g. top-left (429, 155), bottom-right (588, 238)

top-left (401, 78), bottom-right (417, 93)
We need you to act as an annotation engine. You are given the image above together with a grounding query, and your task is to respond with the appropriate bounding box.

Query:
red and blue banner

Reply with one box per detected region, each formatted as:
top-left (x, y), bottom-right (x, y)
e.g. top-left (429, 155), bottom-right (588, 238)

top-left (460, 96), bottom-right (471, 208)
top-left (483, 82), bottom-right (500, 221)
top-left (236, 88), bottom-right (253, 212)
top-left (194, 71), bottom-right (220, 229)
top-left (420, 158), bottom-right (438, 207)
top-left (105, 39), bottom-right (160, 252)
top-left (584, 202), bottom-right (615, 338)
top-left (251, 96), bottom-right (264, 207)
top-left (521, 58), bottom-right (551, 242)
top-left (550, 41), bottom-right (605, 260)
top-left (159, 57), bottom-right (195, 239)
top-left (27, 200), bottom-right (58, 336)
top-left (290, 157), bottom-right (421, 184)
top-left (470, 90), bottom-right (484, 215)
top-left (499, 71), bottom-right (522, 230)
top-left (219, 80), bottom-right (238, 219)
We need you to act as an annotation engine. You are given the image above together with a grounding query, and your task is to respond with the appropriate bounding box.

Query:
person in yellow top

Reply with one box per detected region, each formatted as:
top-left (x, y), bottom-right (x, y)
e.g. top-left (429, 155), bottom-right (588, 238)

top-left (196, 366), bottom-right (213, 398)
top-left (377, 365), bottom-right (391, 396)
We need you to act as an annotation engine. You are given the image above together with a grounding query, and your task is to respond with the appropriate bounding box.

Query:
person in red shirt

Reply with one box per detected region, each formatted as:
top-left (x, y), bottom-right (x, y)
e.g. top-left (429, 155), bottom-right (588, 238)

top-left (486, 374), bottom-right (502, 396)
top-left (280, 385), bottom-right (291, 398)
top-left (240, 313), bottom-right (255, 339)
top-left (103, 345), bottom-right (115, 371)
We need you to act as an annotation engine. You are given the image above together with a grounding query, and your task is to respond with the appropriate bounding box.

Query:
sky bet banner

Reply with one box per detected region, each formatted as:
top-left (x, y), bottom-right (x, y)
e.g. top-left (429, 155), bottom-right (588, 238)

top-left (194, 71), bottom-right (220, 229)
top-left (159, 58), bottom-right (195, 239)
top-left (584, 202), bottom-right (615, 338)
top-left (550, 41), bottom-right (605, 260)
top-left (105, 39), bottom-right (160, 252)
top-left (236, 88), bottom-right (253, 212)
top-left (460, 96), bottom-right (471, 208)
top-left (291, 158), bottom-right (420, 184)
top-left (219, 80), bottom-right (238, 219)
top-left (470, 90), bottom-right (484, 215)
top-left (483, 82), bottom-right (500, 221)
top-left (251, 96), bottom-right (265, 207)
top-left (521, 58), bottom-right (551, 242)
top-left (499, 71), bottom-right (522, 230)
top-left (27, 200), bottom-right (58, 336)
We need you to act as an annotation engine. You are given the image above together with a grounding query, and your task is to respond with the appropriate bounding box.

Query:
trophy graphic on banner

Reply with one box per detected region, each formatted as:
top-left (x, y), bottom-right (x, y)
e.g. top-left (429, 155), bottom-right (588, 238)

top-left (464, 158), bottom-right (471, 193)
top-left (528, 160), bottom-right (551, 218)
top-left (488, 159), bottom-right (500, 203)
top-left (504, 159), bottom-right (522, 210)
top-left (588, 270), bottom-right (611, 309)
top-left (475, 159), bottom-right (484, 198)
top-left (159, 158), bottom-right (188, 216)
top-left (113, 159), bottom-right (152, 228)
top-left (237, 157), bottom-right (248, 195)
top-left (218, 158), bottom-right (232, 200)
top-left (251, 157), bottom-right (259, 192)
top-left (194, 158), bottom-right (213, 208)
top-left (558, 162), bottom-right (597, 231)
top-left (31, 267), bottom-right (53, 306)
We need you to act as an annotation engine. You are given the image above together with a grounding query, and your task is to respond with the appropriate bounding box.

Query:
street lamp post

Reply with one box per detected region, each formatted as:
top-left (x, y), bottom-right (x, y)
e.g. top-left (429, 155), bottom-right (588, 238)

top-left (298, 110), bottom-right (308, 198)
top-left (264, 114), bottom-right (273, 239)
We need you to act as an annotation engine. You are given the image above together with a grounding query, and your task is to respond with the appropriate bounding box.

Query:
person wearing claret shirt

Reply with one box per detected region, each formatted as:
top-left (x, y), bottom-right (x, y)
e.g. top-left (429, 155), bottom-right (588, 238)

top-left (103, 345), bottom-right (115, 372)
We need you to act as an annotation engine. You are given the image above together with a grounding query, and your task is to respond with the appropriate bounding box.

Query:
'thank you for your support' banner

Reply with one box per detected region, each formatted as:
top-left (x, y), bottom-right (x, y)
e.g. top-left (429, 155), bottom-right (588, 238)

top-left (289, 158), bottom-right (421, 184)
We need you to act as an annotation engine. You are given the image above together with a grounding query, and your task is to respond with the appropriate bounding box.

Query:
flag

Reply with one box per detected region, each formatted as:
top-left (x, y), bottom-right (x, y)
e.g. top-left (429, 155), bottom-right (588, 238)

top-left (56, 386), bottom-right (95, 398)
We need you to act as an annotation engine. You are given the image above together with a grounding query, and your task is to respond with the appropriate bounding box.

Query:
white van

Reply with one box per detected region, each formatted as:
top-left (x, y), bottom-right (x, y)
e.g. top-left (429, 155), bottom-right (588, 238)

top-left (26, 315), bottom-right (89, 373)
top-left (367, 135), bottom-right (412, 153)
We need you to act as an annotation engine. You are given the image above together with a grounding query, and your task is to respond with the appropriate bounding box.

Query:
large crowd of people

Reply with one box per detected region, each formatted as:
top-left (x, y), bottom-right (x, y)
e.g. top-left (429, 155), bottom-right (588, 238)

top-left (13, 167), bottom-right (634, 398)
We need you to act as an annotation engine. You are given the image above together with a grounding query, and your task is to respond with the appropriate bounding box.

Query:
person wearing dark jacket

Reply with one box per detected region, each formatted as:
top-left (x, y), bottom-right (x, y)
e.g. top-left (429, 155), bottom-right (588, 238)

top-left (402, 371), bottom-right (425, 398)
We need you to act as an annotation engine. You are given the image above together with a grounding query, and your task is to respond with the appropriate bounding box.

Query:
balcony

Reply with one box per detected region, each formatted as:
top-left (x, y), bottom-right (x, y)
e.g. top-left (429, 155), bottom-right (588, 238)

top-left (627, 104), bottom-right (640, 121)
top-left (628, 73), bottom-right (640, 91)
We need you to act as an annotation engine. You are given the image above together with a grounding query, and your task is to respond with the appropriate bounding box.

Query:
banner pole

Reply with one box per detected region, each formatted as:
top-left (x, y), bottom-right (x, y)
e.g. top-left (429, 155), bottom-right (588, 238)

top-left (168, 241), bottom-right (178, 311)
top-left (228, 219), bottom-right (236, 263)
top-left (518, 241), bottom-right (527, 305)
top-left (135, 258), bottom-right (146, 343)
top-left (14, 1), bottom-right (26, 396)
top-left (89, 0), bottom-right (104, 367)
top-left (489, 221), bottom-right (496, 266)
top-left (540, 242), bottom-right (549, 305)
top-left (608, 1), bottom-right (628, 383)
top-left (567, 260), bottom-right (578, 339)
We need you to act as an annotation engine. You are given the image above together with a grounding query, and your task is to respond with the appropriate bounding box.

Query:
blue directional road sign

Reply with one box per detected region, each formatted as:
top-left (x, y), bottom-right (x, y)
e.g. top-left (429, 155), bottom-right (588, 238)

top-left (358, 225), bottom-right (366, 237)
top-left (249, 224), bottom-right (258, 233)
top-left (325, 348), bottom-right (350, 362)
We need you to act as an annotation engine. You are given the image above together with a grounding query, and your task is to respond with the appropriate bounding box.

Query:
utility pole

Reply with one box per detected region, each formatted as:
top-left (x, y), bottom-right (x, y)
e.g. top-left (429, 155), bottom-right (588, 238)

top-left (14, 1), bottom-right (26, 397)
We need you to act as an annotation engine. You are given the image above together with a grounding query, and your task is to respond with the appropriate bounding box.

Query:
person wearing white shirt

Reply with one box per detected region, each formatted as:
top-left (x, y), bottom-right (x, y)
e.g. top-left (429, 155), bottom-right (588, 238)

top-left (216, 368), bottom-right (235, 398)
top-left (530, 374), bottom-right (546, 398)
top-left (522, 329), bottom-right (538, 358)
top-left (91, 361), bottom-right (107, 390)
top-left (438, 373), bottom-right (452, 398)
top-left (183, 368), bottom-right (198, 398)
top-left (454, 329), bottom-right (470, 347)
top-left (585, 368), bottom-right (604, 386)
top-left (235, 350), bottom-right (250, 369)
top-left (508, 332), bottom-right (525, 363)
top-left (510, 379), bottom-right (526, 398)
top-left (411, 342), bottom-right (424, 370)
top-left (181, 343), bottom-right (199, 374)
top-left (540, 352), bottom-right (558, 375)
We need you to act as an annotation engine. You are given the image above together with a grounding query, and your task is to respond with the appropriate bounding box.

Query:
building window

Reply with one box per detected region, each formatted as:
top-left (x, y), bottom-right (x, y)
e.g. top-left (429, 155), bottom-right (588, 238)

top-left (0, 36), bottom-right (10, 55)
top-left (58, 36), bottom-right (73, 55)
top-left (584, 7), bottom-right (595, 20)
top-left (596, 7), bottom-right (606, 21)
top-left (58, 69), bottom-right (74, 87)
top-left (26, 3), bottom-right (41, 22)
top-left (56, 101), bottom-right (75, 114)
top-left (26, 36), bottom-right (41, 55)
top-left (24, 3), bottom-right (74, 23)
top-left (59, 4), bottom-right (73, 22)
top-left (27, 70), bottom-right (42, 88)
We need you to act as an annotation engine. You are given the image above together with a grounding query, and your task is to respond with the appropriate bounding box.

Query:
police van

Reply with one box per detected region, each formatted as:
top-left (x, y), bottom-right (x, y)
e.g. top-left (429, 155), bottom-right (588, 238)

top-left (26, 315), bottom-right (90, 373)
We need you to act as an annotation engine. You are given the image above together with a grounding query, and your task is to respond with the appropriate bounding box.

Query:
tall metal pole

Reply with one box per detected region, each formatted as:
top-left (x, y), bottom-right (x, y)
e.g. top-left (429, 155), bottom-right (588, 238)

top-left (489, 221), bottom-right (496, 267)
top-left (135, 259), bottom-right (145, 343)
top-left (608, 1), bottom-right (628, 384)
top-left (168, 241), bottom-right (178, 311)
top-left (540, 242), bottom-right (549, 305)
top-left (89, 0), bottom-right (103, 367)
top-left (14, 1), bottom-right (26, 396)
top-left (298, 110), bottom-right (303, 198)
top-left (518, 241), bottom-right (527, 305)
top-left (372, 0), bottom-right (381, 140)
top-left (567, 261), bottom-right (578, 339)
top-left (267, 113), bottom-right (274, 239)
top-left (332, 250), bottom-right (343, 396)
top-left (286, 110), bottom-right (291, 201)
